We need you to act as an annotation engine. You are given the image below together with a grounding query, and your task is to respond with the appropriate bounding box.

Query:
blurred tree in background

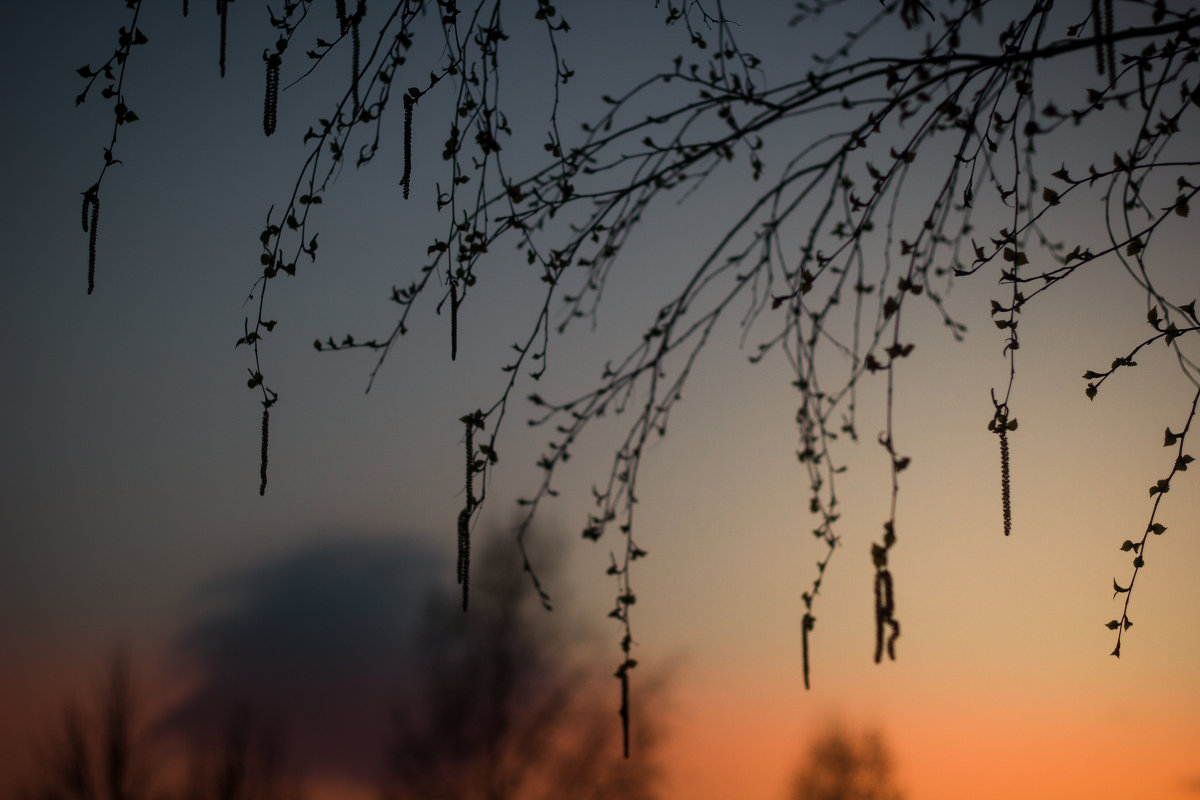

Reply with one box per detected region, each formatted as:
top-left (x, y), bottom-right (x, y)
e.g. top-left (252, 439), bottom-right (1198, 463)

top-left (21, 654), bottom-right (153, 800)
top-left (20, 653), bottom-right (305, 800)
top-left (177, 709), bottom-right (302, 800)
top-left (19, 531), bottom-right (666, 798)
top-left (788, 726), bottom-right (903, 800)
top-left (383, 532), bottom-right (665, 799)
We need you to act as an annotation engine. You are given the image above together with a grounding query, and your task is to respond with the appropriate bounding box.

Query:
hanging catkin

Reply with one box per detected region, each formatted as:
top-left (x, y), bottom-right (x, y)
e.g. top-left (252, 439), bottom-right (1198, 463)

top-left (873, 568), bottom-right (897, 663)
top-left (218, 0), bottom-right (229, 77)
top-left (336, 0), bottom-right (348, 34)
top-left (402, 95), bottom-right (413, 199)
top-left (183, 0), bottom-right (189, 16)
top-left (351, 17), bottom-right (361, 116)
top-left (450, 278), bottom-right (460, 361)
top-left (457, 422), bottom-right (474, 611)
top-left (263, 55), bottom-right (280, 136)
top-left (259, 408), bottom-right (270, 496)
top-left (1103, 0), bottom-right (1116, 81)
top-left (1091, 0), bottom-right (1105, 76)
top-left (618, 667), bottom-right (630, 758)
top-left (999, 425), bottom-right (1012, 536)
top-left (873, 570), bottom-right (887, 663)
top-left (800, 614), bottom-right (813, 690)
top-left (84, 188), bottom-right (99, 295)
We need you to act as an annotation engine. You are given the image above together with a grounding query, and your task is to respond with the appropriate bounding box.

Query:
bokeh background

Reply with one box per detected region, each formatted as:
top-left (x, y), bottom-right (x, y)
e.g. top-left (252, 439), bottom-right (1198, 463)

top-left (3, 2), bottom-right (1199, 798)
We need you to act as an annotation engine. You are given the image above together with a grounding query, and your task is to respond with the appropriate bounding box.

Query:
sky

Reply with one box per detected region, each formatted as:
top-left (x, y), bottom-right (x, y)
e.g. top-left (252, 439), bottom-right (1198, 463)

top-left (2, 2), bottom-right (1199, 799)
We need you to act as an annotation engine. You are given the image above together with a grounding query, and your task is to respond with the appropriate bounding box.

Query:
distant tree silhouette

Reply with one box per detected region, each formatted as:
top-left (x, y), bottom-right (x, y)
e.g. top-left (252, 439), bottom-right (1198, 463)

top-left (20, 653), bottom-right (305, 800)
top-left (177, 708), bottom-right (302, 800)
top-left (788, 726), bottom-right (903, 800)
top-left (21, 652), bottom-right (153, 800)
top-left (382, 530), bottom-right (665, 800)
top-left (76, 1), bottom-right (1200, 746)
top-left (21, 533), bottom-right (664, 798)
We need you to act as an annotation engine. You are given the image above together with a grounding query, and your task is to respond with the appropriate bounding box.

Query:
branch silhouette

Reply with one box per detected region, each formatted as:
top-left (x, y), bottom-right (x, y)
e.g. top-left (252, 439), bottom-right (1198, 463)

top-left (74, 0), bottom-right (1200, 747)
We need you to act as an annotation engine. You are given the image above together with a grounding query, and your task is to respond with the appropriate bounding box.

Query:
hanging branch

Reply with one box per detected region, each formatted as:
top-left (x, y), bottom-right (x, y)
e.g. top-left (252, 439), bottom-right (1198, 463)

top-left (303, 1), bottom-right (1199, 691)
top-left (74, 2), bottom-right (1200, 723)
top-left (74, 0), bottom-right (147, 294)
top-left (1109, 381), bottom-right (1198, 656)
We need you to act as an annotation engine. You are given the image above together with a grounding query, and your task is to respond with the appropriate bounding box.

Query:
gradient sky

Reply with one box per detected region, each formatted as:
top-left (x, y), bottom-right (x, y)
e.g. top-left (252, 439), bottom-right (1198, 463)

top-left (3, 2), bottom-right (1199, 799)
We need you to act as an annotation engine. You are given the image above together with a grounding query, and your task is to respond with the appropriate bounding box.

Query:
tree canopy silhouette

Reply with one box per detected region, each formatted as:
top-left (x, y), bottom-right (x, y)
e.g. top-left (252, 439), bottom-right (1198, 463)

top-left (19, 533), bottom-right (663, 799)
top-left (384, 530), bottom-right (665, 799)
top-left (21, 653), bottom-right (151, 800)
top-left (788, 725), bottom-right (903, 800)
top-left (75, 0), bottom-right (1200, 752)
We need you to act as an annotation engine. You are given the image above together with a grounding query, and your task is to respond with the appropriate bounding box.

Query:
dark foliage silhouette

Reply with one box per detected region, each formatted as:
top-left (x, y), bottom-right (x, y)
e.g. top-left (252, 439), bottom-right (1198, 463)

top-left (788, 725), bottom-right (903, 800)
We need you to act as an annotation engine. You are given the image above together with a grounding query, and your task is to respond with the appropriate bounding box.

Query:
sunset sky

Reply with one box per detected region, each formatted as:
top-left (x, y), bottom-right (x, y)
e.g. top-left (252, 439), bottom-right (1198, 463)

top-left (2, 2), bottom-right (1199, 799)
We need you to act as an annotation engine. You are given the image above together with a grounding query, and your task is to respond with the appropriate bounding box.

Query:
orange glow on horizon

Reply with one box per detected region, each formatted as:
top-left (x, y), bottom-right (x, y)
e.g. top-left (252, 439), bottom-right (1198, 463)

top-left (3, 644), bottom-right (1199, 800)
top-left (656, 668), bottom-right (1200, 800)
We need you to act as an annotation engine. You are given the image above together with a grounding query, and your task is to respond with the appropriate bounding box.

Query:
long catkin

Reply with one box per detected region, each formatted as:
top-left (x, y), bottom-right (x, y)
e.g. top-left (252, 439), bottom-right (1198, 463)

top-left (259, 408), bottom-right (270, 496)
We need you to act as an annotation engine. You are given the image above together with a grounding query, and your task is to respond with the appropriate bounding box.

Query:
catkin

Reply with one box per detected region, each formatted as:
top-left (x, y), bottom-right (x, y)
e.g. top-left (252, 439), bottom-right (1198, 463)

top-left (1103, 0), bottom-right (1116, 81)
top-left (464, 425), bottom-right (473, 514)
top-left (457, 422), bottom-right (474, 610)
top-left (336, 0), bottom-right (348, 34)
top-left (619, 668), bottom-right (630, 759)
top-left (450, 279), bottom-right (460, 361)
top-left (1091, 0), bottom-right (1105, 76)
top-left (457, 508), bottom-right (471, 610)
top-left (259, 408), bottom-right (269, 496)
top-left (800, 615), bottom-right (812, 690)
top-left (402, 95), bottom-right (413, 199)
top-left (999, 426), bottom-right (1012, 536)
top-left (873, 569), bottom-right (897, 663)
top-left (86, 190), bottom-right (99, 295)
top-left (218, 0), bottom-right (228, 77)
top-left (873, 571), bottom-right (885, 663)
top-left (263, 55), bottom-right (280, 136)
top-left (351, 17), bottom-right (361, 116)
top-left (183, 0), bottom-right (189, 17)
top-left (886, 611), bottom-right (899, 661)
